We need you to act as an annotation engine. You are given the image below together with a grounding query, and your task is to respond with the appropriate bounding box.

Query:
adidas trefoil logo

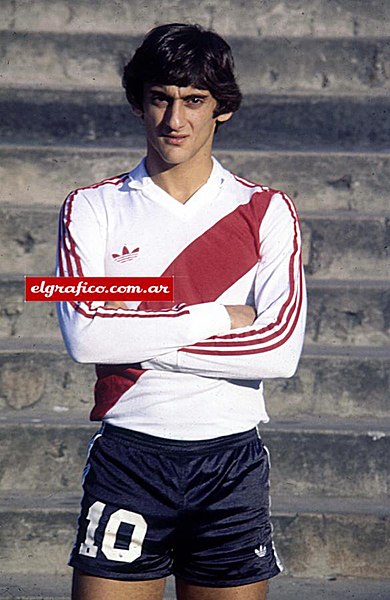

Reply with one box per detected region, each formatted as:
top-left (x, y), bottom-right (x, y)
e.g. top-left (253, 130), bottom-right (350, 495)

top-left (254, 544), bottom-right (267, 558)
top-left (112, 246), bottom-right (140, 263)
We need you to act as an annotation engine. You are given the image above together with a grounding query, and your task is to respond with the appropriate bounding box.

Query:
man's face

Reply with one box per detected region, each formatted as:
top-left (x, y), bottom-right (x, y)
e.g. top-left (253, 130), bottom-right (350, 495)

top-left (138, 84), bottom-right (232, 171)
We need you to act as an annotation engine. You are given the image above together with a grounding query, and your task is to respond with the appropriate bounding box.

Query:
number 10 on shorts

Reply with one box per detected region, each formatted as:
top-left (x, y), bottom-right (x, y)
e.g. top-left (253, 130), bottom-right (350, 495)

top-left (79, 501), bottom-right (148, 563)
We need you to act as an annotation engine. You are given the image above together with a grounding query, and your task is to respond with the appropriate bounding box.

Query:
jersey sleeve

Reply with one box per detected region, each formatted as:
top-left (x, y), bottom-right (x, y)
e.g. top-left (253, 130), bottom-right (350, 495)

top-left (56, 189), bottom-right (231, 364)
top-left (142, 192), bottom-right (307, 379)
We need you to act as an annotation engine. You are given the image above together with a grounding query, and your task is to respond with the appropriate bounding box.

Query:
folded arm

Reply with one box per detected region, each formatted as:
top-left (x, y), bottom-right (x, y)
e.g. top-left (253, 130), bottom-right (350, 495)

top-left (56, 188), bottom-right (232, 364)
top-left (142, 192), bottom-right (307, 380)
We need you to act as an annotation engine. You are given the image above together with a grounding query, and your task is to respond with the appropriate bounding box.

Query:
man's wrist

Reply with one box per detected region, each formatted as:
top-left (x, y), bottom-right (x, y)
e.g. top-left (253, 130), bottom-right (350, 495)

top-left (188, 302), bottom-right (231, 338)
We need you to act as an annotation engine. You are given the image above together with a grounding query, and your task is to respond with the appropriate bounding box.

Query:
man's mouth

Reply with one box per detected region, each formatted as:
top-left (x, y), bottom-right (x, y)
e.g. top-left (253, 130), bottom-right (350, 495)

top-left (162, 134), bottom-right (189, 145)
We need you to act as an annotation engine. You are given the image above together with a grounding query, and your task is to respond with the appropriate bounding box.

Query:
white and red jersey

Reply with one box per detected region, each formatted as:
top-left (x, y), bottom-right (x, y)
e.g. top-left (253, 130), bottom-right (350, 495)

top-left (56, 158), bottom-right (306, 440)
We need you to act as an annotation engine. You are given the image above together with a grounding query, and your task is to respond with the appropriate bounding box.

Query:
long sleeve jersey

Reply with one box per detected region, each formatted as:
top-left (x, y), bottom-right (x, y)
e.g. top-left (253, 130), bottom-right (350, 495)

top-left (56, 158), bottom-right (306, 440)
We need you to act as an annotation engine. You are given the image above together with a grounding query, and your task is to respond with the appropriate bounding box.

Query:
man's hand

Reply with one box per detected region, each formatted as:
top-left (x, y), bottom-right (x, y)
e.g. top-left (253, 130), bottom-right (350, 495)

top-left (225, 305), bottom-right (256, 329)
top-left (105, 300), bottom-right (128, 309)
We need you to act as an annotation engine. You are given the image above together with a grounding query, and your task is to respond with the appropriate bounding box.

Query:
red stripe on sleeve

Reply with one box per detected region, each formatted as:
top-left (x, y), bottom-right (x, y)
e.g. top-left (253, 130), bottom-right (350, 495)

top-left (180, 193), bottom-right (303, 355)
top-left (180, 255), bottom-right (303, 356)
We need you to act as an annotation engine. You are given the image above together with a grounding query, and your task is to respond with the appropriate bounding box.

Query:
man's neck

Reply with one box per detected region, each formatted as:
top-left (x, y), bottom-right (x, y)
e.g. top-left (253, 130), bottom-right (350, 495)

top-left (145, 154), bottom-right (214, 204)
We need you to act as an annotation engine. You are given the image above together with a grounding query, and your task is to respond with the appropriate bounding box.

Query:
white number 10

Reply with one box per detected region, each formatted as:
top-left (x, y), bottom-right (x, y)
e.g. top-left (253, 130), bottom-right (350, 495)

top-left (79, 501), bottom-right (148, 563)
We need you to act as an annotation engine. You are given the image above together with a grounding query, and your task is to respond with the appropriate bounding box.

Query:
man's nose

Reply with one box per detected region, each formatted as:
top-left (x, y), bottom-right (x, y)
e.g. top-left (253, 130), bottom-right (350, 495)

top-left (165, 100), bottom-right (185, 130)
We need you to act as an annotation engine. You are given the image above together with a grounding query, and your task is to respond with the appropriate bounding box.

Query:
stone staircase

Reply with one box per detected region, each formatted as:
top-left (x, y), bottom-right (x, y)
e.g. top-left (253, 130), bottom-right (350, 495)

top-left (0, 1), bottom-right (389, 598)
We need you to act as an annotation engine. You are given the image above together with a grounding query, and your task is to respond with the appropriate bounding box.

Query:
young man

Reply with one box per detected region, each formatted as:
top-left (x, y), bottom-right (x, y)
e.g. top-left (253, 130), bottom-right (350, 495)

top-left (56, 23), bottom-right (306, 600)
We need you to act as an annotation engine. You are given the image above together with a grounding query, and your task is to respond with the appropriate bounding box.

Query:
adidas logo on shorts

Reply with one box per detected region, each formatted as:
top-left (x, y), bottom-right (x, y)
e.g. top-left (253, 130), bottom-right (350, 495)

top-left (254, 544), bottom-right (267, 558)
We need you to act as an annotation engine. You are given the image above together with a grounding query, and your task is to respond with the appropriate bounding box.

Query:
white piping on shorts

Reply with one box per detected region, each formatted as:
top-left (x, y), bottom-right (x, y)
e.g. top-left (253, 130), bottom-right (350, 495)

top-left (81, 424), bottom-right (104, 485)
top-left (263, 441), bottom-right (284, 573)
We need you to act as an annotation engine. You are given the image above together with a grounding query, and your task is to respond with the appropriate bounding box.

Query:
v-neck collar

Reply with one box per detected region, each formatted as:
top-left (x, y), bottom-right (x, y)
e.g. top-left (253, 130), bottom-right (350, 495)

top-left (127, 157), bottom-right (227, 217)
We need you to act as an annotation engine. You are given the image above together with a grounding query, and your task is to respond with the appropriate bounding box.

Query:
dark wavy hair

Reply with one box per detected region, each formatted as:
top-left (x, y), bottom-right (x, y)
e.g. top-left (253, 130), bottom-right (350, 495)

top-left (122, 23), bottom-right (242, 120)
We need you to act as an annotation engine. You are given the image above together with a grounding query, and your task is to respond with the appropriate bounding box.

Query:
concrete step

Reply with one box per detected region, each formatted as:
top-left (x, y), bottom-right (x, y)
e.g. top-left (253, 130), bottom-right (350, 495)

top-left (271, 345), bottom-right (390, 419)
top-left (2, 278), bottom-right (389, 347)
top-left (306, 280), bottom-right (390, 347)
top-left (261, 418), bottom-right (390, 498)
top-left (1, 0), bottom-right (389, 38)
top-left (1, 574), bottom-right (390, 600)
top-left (0, 415), bottom-right (388, 497)
top-left (0, 574), bottom-right (73, 600)
top-left (0, 89), bottom-right (389, 152)
top-left (0, 343), bottom-right (388, 418)
top-left (1, 145), bottom-right (389, 213)
top-left (1, 204), bottom-right (388, 279)
top-left (0, 493), bottom-right (388, 578)
top-left (0, 343), bottom-right (96, 414)
top-left (2, 32), bottom-right (389, 95)
top-left (267, 576), bottom-right (390, 600)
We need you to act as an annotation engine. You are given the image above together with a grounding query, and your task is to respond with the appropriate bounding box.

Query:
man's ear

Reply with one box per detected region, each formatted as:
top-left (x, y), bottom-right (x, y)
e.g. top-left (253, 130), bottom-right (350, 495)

top-left (216, 112), bottom-right (233, 124)
top-left (131, 105), bottom-right (144, 118)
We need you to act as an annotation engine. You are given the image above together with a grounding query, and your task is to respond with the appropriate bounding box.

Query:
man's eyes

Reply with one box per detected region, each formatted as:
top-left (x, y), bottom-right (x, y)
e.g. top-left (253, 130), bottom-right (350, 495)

top-left (151, 95), bottom-right (169, 105)
top-left (186, 97), bottom-right (205, 105)
top-left (150, 95), bottom-right (206, 106)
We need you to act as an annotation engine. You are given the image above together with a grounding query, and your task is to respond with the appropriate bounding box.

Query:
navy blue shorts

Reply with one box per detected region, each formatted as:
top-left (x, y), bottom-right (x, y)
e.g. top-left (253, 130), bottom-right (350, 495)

top-left (69, 424), bottom-right (282, 587)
